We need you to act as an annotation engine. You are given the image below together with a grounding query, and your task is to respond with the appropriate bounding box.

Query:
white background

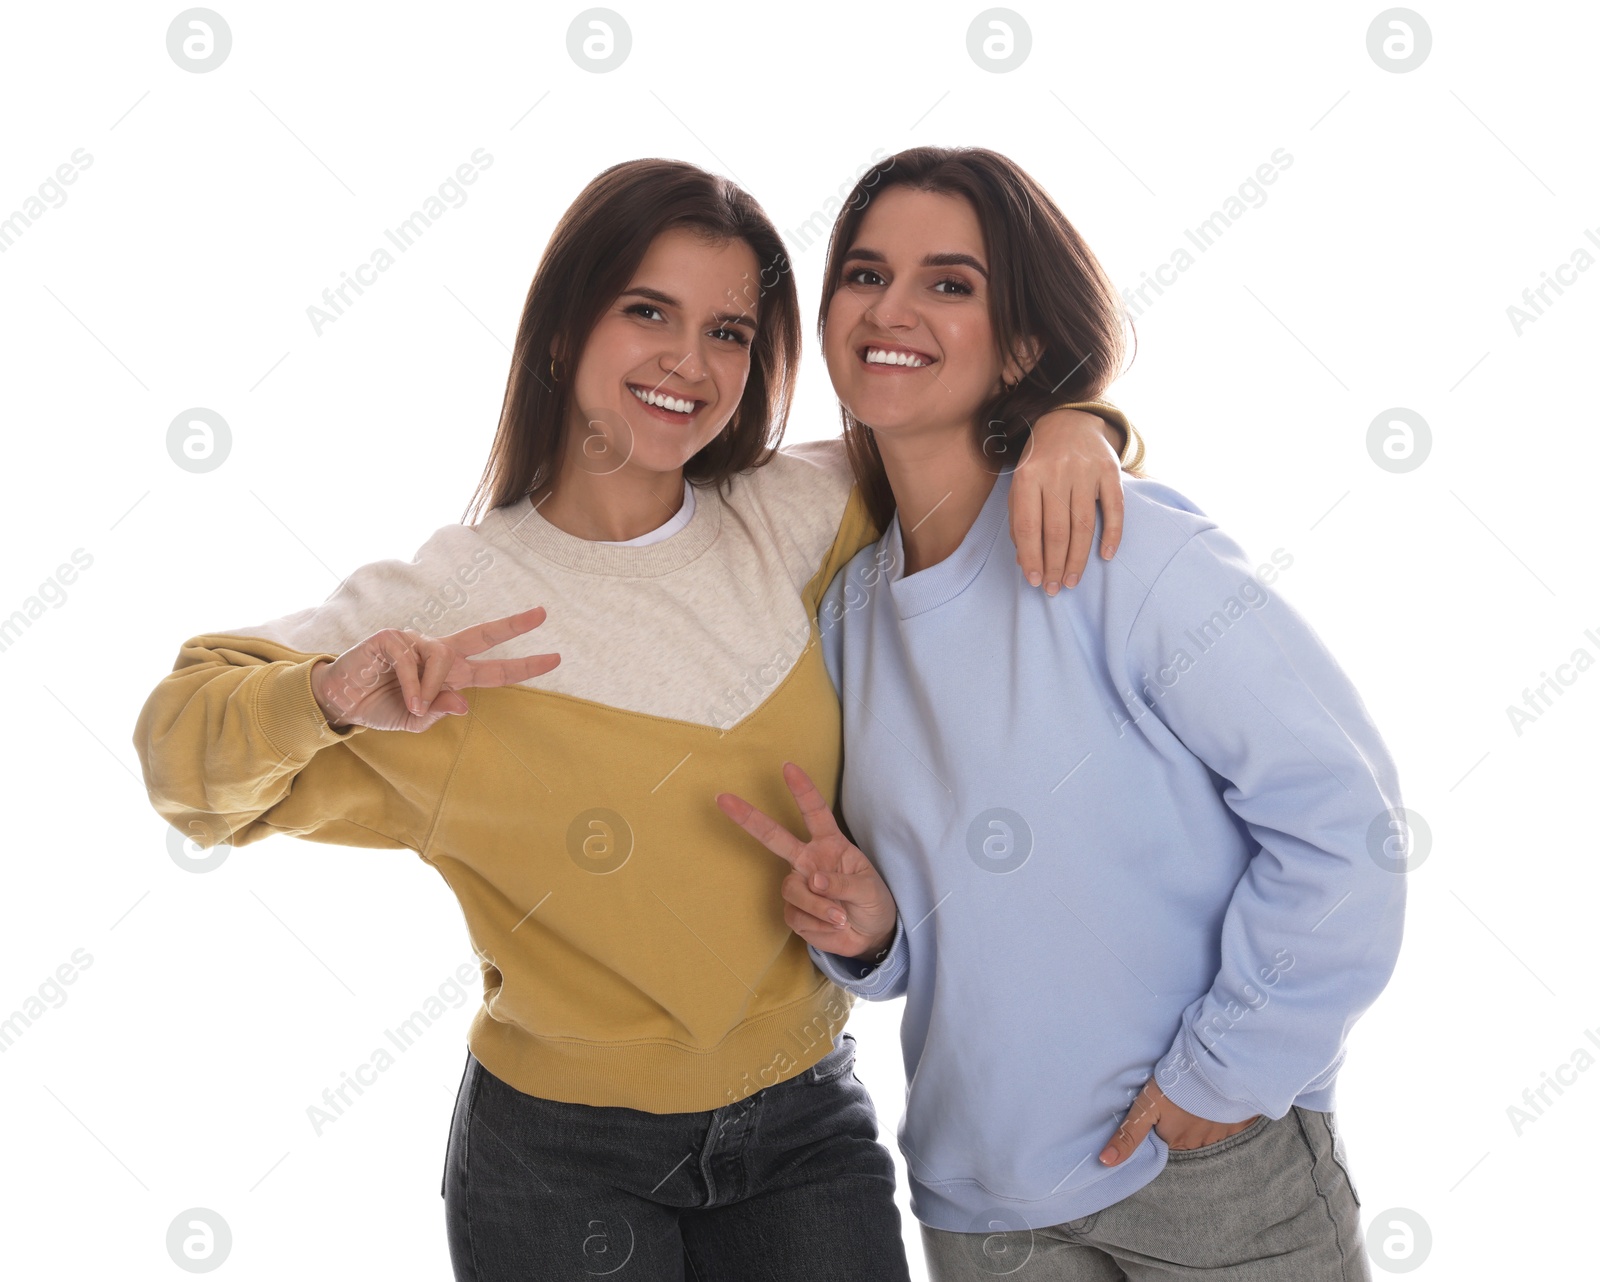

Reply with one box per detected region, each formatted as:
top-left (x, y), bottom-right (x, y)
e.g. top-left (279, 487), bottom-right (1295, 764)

top-left (1, 1), bottom-right (1595, 1277)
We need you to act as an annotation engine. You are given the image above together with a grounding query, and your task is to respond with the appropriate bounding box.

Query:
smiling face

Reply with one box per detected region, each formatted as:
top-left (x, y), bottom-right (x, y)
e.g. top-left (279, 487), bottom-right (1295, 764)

top-left (564, 225), bottom-right (761, 481)
top-left (823, 185), bottom-right (1029, 443)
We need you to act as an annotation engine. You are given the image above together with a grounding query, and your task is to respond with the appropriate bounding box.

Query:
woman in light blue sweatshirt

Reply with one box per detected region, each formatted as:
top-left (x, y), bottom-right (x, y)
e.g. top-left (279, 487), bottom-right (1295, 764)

top-left (717, 147), bottom-right (1405, 1280)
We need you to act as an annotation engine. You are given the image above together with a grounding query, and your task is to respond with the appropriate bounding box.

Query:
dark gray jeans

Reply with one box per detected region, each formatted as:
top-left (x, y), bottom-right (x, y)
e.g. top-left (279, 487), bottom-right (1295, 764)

top-left (442, 1032), bottom-right (911, 1281)
top-left (921, 1107), bottom-right (1367, 1281)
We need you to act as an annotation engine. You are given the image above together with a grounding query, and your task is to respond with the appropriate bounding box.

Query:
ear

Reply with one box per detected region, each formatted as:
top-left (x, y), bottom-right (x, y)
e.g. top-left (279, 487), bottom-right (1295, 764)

top-left (1002, 334), bottom-right (1043, 388)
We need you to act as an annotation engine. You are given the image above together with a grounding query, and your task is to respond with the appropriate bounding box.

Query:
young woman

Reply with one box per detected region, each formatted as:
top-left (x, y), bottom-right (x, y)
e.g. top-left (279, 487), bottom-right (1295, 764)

top-left (718, 147), bottom-right (1405, 1281)
top-left (131, 157), bottom-right (1137, 1280)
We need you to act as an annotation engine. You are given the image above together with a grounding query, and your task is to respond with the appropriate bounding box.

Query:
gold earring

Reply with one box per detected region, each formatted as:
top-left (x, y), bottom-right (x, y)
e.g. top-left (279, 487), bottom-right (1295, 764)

top-left (550, 358), bottom-right (562, 382)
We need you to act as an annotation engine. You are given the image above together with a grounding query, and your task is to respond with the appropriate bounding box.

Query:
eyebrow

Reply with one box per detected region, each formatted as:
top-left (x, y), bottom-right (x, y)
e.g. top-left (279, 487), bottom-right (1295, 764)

top-left (841, 247), bottom-right (989, 279)
top-left (620, 285), bottom-right (758, 331)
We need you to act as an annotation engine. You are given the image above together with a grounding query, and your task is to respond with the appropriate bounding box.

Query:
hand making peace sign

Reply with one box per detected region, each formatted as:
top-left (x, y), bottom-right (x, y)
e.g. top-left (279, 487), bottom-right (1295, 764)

top-left (310, 606), bottom-right (561, 733)
top-left (716, 762), bottom-right (899, 964)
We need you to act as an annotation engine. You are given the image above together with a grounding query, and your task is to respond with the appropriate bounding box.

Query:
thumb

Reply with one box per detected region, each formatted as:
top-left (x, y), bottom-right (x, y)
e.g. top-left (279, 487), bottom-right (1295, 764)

top-left (810, 866), bottom-right (887, 907)
top-left (1100, 1079), bottom-right (1161, 1166)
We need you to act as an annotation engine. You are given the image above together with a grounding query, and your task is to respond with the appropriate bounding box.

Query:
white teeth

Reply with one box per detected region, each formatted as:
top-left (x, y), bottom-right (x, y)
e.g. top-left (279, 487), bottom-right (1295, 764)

top-left (864, 348), bottom-right (928, 367)
top-left (629, 385), bottom-right (696, 414)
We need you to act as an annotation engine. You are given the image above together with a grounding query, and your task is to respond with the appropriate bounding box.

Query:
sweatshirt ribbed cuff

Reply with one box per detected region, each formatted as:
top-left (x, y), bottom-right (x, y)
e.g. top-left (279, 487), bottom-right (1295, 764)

top-left (1153, 1025), bottom-right (1274, 1125)
top-left (808, 915), bottom-right (908, 1000)
top-left (253, 657), bottom-right (367, 762)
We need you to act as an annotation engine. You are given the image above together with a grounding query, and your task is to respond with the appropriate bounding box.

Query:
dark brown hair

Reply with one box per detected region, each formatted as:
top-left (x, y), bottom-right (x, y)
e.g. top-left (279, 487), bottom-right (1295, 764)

top-left (463, 159), bottom-right (800, 525)
top-left (817, 146), bottom-right (1137, 529)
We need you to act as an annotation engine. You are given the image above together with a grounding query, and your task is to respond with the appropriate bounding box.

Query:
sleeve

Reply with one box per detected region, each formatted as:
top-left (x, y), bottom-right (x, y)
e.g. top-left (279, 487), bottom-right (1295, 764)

top-left (1121, 527), bottom-right (1407, 1122)
top-left (818, 565), bottom-right (847, 697)
top-left (777, 435), bottom-right (851, 479)
top-left (131, 634), bottom-right (456, 855)
top-left (810, 558), bottom-right (910, 1000)
top-left (808, 913), bottom-right (910, 1001)
top-left (803, 484), bottom-right (880, 620)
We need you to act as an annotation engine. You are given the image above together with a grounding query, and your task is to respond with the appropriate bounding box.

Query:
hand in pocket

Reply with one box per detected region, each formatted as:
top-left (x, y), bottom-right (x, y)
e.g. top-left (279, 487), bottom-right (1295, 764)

top-left (1100, 1076), bottom-right (1263, 1165)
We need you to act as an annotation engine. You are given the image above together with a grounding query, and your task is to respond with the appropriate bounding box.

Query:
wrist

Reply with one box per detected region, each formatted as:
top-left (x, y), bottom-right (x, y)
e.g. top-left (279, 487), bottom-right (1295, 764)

top-left (849, 927), bottom-right (895, 966)
top-left (309, 660), bottom-right (347, 728)
top-left (1046, 400), bottom-right (1127, 460)
top-left (1103, 418), bottom-right (1129, 460)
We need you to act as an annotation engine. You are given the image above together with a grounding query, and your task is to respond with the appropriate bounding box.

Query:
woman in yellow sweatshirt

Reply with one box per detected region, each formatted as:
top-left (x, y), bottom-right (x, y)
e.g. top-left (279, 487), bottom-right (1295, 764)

top-left (131, 157), bottom-right (1137, 1281)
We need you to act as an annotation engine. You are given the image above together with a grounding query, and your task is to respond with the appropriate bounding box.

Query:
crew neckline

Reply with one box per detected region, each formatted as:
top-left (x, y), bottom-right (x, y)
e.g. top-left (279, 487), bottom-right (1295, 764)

top-left (597, 479), bottom-right (696, 547)
top-left (886, 468), bottom-right (1011, 618)
top-left (492, 478), bottom-right (721, 578)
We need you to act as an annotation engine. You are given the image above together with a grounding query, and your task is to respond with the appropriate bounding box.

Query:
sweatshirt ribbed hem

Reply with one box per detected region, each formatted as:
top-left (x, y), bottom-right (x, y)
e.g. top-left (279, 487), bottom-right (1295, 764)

top-left (910, 1135), bottom-right (1166, 1233)
top-left (465, 980), bottom-right (856, 1114)
top-left (909, 1074), bottom-right (1341, 1233)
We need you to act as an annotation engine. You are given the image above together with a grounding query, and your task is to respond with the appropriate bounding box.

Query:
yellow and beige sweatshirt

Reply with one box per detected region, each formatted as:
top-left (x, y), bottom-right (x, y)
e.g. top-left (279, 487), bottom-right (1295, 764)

top-left (131, 411), bottom-right (1128, 1115)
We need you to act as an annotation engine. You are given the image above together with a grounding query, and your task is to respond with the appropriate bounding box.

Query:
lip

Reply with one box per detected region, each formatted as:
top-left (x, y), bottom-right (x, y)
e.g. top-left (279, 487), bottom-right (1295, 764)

top-left (856, 341), bottom-right (938, 371)
top-left (626, 382), bottom-right (706, 422)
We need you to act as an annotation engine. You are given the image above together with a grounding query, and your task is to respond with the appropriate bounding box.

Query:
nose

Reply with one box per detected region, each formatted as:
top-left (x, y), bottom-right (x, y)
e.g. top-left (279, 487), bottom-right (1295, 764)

top-left (867, 277), bottom-right (919, 332)
top-left (660, 340), bottom-right (709, 385)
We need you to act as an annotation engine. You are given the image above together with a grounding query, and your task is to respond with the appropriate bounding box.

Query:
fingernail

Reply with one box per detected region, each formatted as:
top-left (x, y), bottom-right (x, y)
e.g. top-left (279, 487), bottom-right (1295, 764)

top-left (410, 699), bottom-right (424, 714)
top-left (814, 873), bottom-right (829, 890)
top-left (1064, 573), bottom-right (1080, 588)
top-left (1099, 1146), bottom-right (1118, 1164)
top-left (1103, 544), bottom-right (1117, 558)
top-left (1046, 582), bottom-right (1059, 597)
top-left (831, 912), bottom-right (846, 926)
top-left (1027, 572), bottom-right (1042, 587)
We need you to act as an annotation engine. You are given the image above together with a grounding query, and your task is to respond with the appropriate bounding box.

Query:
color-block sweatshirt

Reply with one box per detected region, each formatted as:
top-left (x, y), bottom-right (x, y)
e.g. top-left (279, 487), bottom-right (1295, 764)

top-left (810, 466), bottom-right (1406, 1230)
top-left (130, 407), bottom-right (1127, 1115)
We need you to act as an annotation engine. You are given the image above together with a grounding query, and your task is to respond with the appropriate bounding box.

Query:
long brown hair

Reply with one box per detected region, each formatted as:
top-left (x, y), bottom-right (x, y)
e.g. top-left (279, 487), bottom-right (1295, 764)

top-left (463, 159), bottom-right (800, 525)
top-left (817, 146), bottom-right (1136, 529)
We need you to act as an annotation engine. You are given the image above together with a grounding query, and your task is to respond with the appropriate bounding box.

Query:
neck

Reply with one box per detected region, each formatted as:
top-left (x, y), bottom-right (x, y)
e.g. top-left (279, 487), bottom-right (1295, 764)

top-left (873, 421), bottom-right (998, 576)
top-left (534, 445), bottom-right (685, 542)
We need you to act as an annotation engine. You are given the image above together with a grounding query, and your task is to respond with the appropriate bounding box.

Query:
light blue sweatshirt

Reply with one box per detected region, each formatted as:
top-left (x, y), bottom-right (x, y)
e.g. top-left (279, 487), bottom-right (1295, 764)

top-left (810, 466), bottom-right (1406, 1233)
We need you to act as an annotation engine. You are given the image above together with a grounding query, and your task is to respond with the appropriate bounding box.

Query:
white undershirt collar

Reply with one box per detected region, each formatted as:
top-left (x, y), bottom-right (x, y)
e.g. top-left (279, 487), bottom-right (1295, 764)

top-left (595, 479), bottom-right (696, 547)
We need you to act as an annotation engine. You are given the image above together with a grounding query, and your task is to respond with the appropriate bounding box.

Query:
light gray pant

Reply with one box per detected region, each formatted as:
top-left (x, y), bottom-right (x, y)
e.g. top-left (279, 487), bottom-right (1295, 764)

top-left (921, 1107), bottom-right (1368, 1281)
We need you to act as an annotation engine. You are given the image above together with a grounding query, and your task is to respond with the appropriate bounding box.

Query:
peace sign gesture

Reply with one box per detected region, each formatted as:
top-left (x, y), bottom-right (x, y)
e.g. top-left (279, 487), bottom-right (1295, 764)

top-left (311, 606), bottom-right (560, 733)
top-left (716, 762), bottom-right (898, 963)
